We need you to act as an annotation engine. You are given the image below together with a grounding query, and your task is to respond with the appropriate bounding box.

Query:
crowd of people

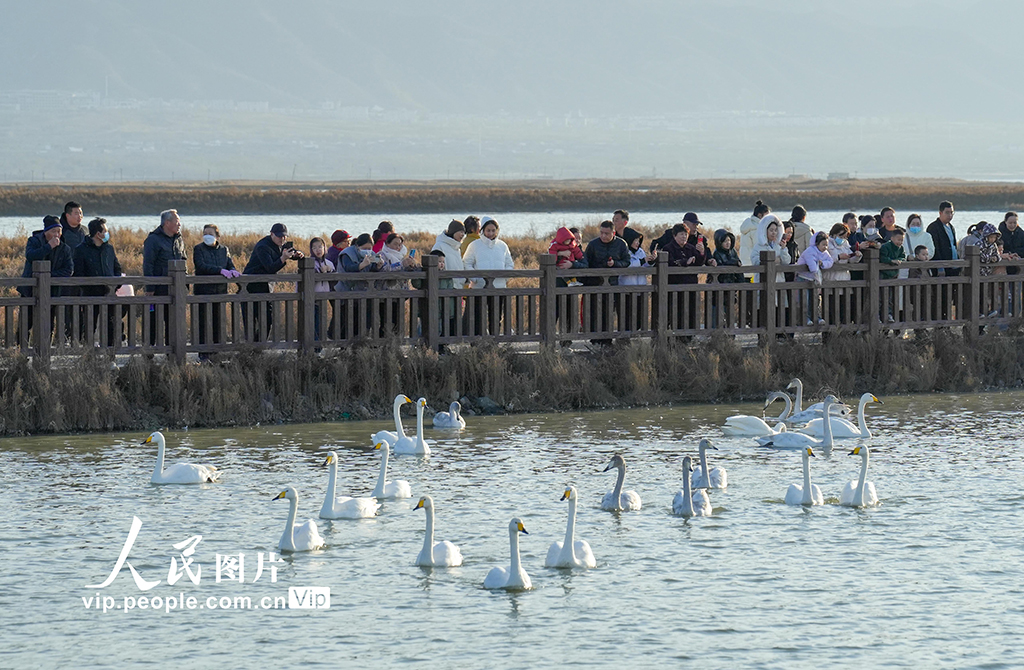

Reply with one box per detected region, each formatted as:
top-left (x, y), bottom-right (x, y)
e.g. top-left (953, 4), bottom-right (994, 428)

top-left (15, 199), bottom-right (1023, 351)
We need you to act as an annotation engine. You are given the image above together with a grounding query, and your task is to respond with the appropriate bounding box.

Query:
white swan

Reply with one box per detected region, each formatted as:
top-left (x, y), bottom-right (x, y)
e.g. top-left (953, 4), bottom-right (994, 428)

top-left (545, 486), bottom-right (596, 569)
top-left (757, 395), bottom-right (837, 451)
top-left (798, 393), bottom-right (882, 439)
top-left (273, 486), bottom-right (326, 552)
top-left (319, 451), bottom-right (381, 519)
top-left (432, 401), bottom-right (466, 430)
top-left (673, 456), bottom-right (712, 517)
top-left (784, 447), bottom-right (824, 506)
top-left (600, 454), bottom-right (642, 511)
top-left (145, 431), bottom-right (220, 484)
top-left (721, 391), bottom-right (791, 437)
top-left (483, 518), bottom-right (532, 591)
top-left (413, 495), bottom-right (463, 567)
top-left (371, 441), bottom-right (412, 499)
top-left (372, 394), bottom-right (412, 447)
top-left (841, 445), bottom-right (880, 508)
top-left (785, 378), bottom-right (850, 424)
top-left (394, 397), bottom-right (432, 455)
top-left (691, 438), bottom-right (728, 489)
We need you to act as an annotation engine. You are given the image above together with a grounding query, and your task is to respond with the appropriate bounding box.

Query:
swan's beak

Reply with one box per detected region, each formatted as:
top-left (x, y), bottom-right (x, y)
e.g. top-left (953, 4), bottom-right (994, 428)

top-left (872, 396), bottom-right (882, 404)
top-left (560, 489), bottom-right (571, 501)
top-left (272, 491), bottom-right (286, 500)
top-left (414, 499), bottom-right (425, 510)
top-left (402, 395), bottom-right (412, 403)
top-left (141, 436), bottom-right (152, 445)
top-left (322, 454), bottom-right (333, 466)
top-left (807, 448), bottom-right (816, 457)
top-left (601, 462), bottom-right (612, 472)
top-left (373, 442), bottom-right (383, 451)
top-left (517, 522), bottom-right (529, 535)
top-left (849, 447), bottom-right (862, 455)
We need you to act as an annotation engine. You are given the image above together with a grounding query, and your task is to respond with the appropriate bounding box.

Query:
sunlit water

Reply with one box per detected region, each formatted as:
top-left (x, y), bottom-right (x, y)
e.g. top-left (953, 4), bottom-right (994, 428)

top-left (0, 209), bottom-right (1010, 242)
top-left (3, 391), bottom-right (1024, 667)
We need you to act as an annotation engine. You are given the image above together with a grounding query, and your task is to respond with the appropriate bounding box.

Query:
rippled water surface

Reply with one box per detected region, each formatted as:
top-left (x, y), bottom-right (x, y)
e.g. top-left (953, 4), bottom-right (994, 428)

top-left (3, 391), bottom-right (1024, 668)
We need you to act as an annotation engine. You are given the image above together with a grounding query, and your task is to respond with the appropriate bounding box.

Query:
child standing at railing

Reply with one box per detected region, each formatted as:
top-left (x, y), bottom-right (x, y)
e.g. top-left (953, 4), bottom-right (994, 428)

top-left (309, 237), bottom-right (335, 342)
top-left (795, 232), bottom-right (834, 325)
top-left (879, 227), bottom-right (907, 323)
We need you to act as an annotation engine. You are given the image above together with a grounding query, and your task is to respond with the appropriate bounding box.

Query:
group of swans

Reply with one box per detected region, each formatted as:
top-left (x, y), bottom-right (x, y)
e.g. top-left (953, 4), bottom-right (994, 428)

top-left (373, 395), bottom-right (435, 455)
top-left (784, 444), bottom-right (879, 508)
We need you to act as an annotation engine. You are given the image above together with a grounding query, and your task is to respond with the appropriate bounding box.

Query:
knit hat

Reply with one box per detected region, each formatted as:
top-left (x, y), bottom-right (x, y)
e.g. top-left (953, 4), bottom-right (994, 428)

top-left (43, 215), bottom-right (61, 231)
top-left (331, 229), bottom-right (350, 245)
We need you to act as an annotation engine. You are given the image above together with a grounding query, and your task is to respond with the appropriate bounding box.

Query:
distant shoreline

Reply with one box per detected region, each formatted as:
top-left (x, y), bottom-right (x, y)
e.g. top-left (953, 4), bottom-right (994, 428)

top-left (2, 177), bottom-right (1024, 216)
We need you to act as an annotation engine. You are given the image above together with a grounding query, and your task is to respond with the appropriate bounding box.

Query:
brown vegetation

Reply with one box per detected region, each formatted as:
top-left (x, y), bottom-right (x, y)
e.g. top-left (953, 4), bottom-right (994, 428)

top-left (0, 330), bottom-right (1021, 436)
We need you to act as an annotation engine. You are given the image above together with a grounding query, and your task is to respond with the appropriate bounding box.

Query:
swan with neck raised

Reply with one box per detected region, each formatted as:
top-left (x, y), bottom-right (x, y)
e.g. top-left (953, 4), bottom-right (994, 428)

top-left (721, 391), bottom-right (791, 437)
top-left (371, 441), bottom-right (412, 499)
top-left (413, 496), bottom-right (463, 567)
top-left (320, 451), bottom-right (381, 519)
top-left (600, 454), bottom-right (642, 511)
top-left (372, 394), bottom-right (412, 447)
top-left (785, 379), bottom-right (851, 424)
top-left (673, 456), bottom-right (712, 517)
top-left (785, 447), bottom-right (824, 506)
top-left (841, 445), bottom-right (879, 507)
top-left (757, 395), bottom-right (837, 451)
top-left (394, 397), bottom-right (432, 455)
top-left (691, 438), bottom-right (728, 489)
top-left (146, 431), bottom-right (220, 484)
top-left (484, 518), bottom-right (532, 590)
top-left (798, 393), bottom-right (882, 439)
top-left (273, 486), bottom-right (326, 552)
top-left (432, 401), bottom-right (466, 429)
top-left (545, 486), bottom-right (596, 569)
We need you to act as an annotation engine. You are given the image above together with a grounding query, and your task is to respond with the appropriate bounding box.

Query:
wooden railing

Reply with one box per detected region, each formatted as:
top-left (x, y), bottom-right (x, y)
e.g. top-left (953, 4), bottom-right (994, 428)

top-left (5, 245), bottom-right (1022, 364)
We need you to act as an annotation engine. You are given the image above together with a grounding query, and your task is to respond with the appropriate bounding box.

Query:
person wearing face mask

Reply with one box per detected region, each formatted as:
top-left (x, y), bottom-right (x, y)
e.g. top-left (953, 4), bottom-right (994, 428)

top-left (73, 217), bottom-right (124, 347)
top-left (826, 223), bottom-right (860, 323)
top-left (902, 214), bottom-right (934, 281)
top-left (193, 224), bottom-right (239, 356)
top-left (338, 233), bottom-right (385, 336)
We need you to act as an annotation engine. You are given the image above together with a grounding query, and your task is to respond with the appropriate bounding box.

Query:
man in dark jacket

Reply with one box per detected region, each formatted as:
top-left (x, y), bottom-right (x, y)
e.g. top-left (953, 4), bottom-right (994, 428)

top-left (583, 220), bottom-right (630, 343)
top-left (74, 217), bottom-right (124, 346)
top-left (18, 215), bottom-right (75, 344)
top-left (142, 209), bottom-right (187, 345)
top-left (242, 222), bottom-right (303, 341)
top-left (926, 200), bottom-right (958, 320)
top-left (998, 212), bottom-right (1024, 276)
top-left (194, 223), bottom-right (239, 353)
top-left (663, 214), bottom-right (717, 332)
top-left (59, 201), bottom-right (87, 337)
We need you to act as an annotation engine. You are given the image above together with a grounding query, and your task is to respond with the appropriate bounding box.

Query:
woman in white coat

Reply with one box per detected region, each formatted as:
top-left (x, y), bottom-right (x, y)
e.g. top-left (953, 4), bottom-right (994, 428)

top-left (431, 219), bottom-right (467, 286)
top-left (463, 216), bottom-right (515, 335)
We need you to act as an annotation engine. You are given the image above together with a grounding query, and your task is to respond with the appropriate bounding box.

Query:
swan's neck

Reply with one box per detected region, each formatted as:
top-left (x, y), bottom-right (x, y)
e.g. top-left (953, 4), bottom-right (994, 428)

top-left (563, 497), bottom-right (577, 559)
top-left (415, 403), bottom-right (424, 439)
top-left (698, 447), bottom-right (710, 483)
top-left (282, 495), bottom-right (298, 550)
top-left (322, 460), bottom-right (338, 516)
top-left (372, 448), bottom-right (388, 497)
top-left (794, 383), bottom-right (804, 413)
top-left (450, 403), bottom-right (460, 421)
top-left (394, 401), bottom-right (407, 437)
top-left (422, 505), bottom-right (435, 558)
top-left (821, 402), bottom-right (834, 449)
top-left (855, 451), bottom-right (869, 506)
top-left (776, 394), bottom-right (793, 422)
top-left (152, 439), bottom-right (165, 480)
top-left (857, 397), bottom-right (870, 437)
top-left (611, 465), bottom-right (625, 506)
top-left (509, 527), bottom-right (523, 577)
top-left (681, 470), bottom-right (695, 515)
top-left (802, 453), bottom-right (813, 504)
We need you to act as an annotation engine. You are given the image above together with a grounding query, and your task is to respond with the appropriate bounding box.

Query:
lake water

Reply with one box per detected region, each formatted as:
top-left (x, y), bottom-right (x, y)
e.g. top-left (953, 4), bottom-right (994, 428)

top-left (3, 391), bottom-right (1024, 667)
top-left (0, 210), bottom-right (1013, 241)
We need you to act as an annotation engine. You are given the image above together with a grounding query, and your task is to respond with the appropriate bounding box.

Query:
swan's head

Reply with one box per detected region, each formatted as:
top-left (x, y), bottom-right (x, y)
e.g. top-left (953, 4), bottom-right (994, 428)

top-left (863, 393), bottom-right (882, 405)
top-left (787, 378), bottom-right (801, 390)
top-left (413, 495), bottom-right (434, 511)
top-left (322, 451), bottom-right (338, 466)
top-left (417, 397), bottom-right (428, 408)
top-left (848, 446), bottom-right (869, 457)
top-left (698, 438), bottom-right (717, 452)
top-left (823, 394), bottom-right (838, 408)
top-left (396, 394), bottom-right (412, 406)
top-left (142, 431), bottom-right (164, 446)
top-left (450, 401), bottom-right (461, 414)
top-left (560, 485), bottom-right (578, 501)
top-left (372, 441), bottom-right (387, 451)
top-left (509, 517), bottom-right (528, 535)
top-left (682, 456), bottom-right (693, 473)
top-left (602, 454), bottom-right (625, 472)
top-left (805, 447), bottom-right (816, 458)
top-left (272, 486), bottom-right (298, 501)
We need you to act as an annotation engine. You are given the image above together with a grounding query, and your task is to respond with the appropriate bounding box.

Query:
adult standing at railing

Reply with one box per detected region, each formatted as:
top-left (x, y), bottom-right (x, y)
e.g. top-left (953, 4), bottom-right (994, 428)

top-left (464, 216), bottom-right (514, 336)
top-left (193, 224), bottom-right (239, 358)
top-left (60, 201), bottom-right (87, 340)
top-left (998, 213), bottom-right (1023, 277)
top-left (787, 205), bottom-right (813, 257)
top-left (582, 219), bottom-right (630, 344)
top-left (242, 222), bottom-right (303, 342)
top-left (926, 200), bottom-right (959, 320)
top-left (612, 209), bottom-right (630, 238)
top-left (338, 233), bottom-right (384, 338)
top-left (663, 215), bottom-right (717, 333)
top-left (143, 209), bottom-right (186, 346)
top-left (18, 215), bottom-right (74, 344)
top-left (432, 219), bottom-right (467, 288)
top-left (74, 218), bottom-right (124, 347)
top-left (739, 200), bottom-right (771, 279)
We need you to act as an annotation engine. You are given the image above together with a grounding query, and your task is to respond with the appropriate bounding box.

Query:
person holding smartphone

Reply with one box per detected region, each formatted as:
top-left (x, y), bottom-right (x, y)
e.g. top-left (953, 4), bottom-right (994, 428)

top-left (241, 222), bottom-right (302, 341)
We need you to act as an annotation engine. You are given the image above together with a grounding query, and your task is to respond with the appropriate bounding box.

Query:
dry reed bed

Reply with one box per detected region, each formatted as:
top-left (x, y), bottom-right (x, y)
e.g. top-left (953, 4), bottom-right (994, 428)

top-left (1, 330), bottom-right (1021, 436)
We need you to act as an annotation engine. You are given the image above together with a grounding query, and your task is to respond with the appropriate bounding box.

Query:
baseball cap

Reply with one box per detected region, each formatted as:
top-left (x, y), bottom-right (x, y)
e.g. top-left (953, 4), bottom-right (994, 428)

top-left (270, 223), bottom-right (288, 236)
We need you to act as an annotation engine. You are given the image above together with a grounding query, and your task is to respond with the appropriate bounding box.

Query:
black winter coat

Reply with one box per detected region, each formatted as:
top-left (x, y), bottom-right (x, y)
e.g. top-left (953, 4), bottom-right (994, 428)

top-left (927, 218), bottom-right (960, 276)
top-left (243, 235), bottom-right (287, 294)
top-left (74, 241), bottom-right (123, 296)
top-left (193, 243), bottom-right (236, 295)
top-left (19, 230), bottom-right (74, 297)
top-left (583, 236), bottom-right (630, 286)
top-left (143, 225), bottom-right (186, 295)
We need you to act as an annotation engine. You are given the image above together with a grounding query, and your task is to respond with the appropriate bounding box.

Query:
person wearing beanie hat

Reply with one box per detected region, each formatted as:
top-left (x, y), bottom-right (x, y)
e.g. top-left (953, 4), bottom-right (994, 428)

top-left (18, 215), bottom-right (75, 342)
top-left (326, 229), bottom-right (351, 267)
top-left (241, 222), bottom-right (303, 341)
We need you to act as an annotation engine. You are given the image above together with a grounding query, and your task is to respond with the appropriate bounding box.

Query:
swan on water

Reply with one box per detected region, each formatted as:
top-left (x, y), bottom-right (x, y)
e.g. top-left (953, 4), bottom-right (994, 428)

top-left (483, 518), bottom-right (532, 591)
top-left (545, 486), bottom-right (596, 569)
top-left (784, 447), bottom-right (824, 506)
top-left (785, 378), bottom-right (851, 424)
top-left (757, 395), bottom-right (838, 451)
top-left (673, 456), bottom-right (712, 517)
top-left (841, 445), bottom-right (880, 508)
top-left (273, 486), bottom-right (326, 552)
top-left (432, 401), bottom-right (467, 430)
top-left (797, 393), bottom-right (882, 439)
top-left (600, 454), bottom-right (643, 511)
top-left (320, 451), bottom-right (381, 519)
top-left (395, 398), bottom-right (432, 455)
top-left (371, 441), bottom-right (412, 499)
top-left (146, 431), bottom-right (220, 484)
top-left (372, 394), bottom-right (412, 447)
top-left (721, 391), bottom-right (791, 437)
top-left (413, 495), bottom-right (463, 567)
top-left (691, 438), bottom-right (728, 489)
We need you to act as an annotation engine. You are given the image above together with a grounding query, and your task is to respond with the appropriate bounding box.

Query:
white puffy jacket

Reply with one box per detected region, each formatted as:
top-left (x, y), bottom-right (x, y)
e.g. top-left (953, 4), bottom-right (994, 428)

top-left (463, 235), bottom-right (514, 288)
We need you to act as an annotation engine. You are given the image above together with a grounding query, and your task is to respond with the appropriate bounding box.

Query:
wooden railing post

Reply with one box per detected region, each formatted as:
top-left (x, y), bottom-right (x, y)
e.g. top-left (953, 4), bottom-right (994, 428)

top-left (864, 247), bottom-right (880, 338)
top-left (654, 251), bottom-right (669, 342)
top-left (539, 254), bottom-right (557, 346)
top-left (422, 253), bottom-right (440, 351)
top-left (297, 256), bottom-right (315, 352)
top-left (32, 260), bottom-right (51, 366)
top-left (760, 250), bottom-right (777, 341)
top-left (169, 259), bottom-right (188, 363)
top-left (967, 244), bottom-right (981, 335)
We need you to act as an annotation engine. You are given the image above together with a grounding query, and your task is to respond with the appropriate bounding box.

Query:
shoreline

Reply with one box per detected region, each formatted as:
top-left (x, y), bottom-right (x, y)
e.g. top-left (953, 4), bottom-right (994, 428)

top-left (3, 177), bottom-right (1024, 216)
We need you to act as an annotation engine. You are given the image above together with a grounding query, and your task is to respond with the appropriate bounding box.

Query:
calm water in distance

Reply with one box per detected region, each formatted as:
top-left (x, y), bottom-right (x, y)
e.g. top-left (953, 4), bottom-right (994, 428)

top-left (0, 210), bottom-right (1013, 243)
top-left (3, 391), bottom-right (1023, 667)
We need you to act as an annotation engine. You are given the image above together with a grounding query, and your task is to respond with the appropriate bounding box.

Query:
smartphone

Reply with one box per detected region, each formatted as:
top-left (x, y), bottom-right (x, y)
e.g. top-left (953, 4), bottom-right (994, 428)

top-left (409, 249), bottom-right (416, 257)
top-left (283, 241), bottom-right (294, 250)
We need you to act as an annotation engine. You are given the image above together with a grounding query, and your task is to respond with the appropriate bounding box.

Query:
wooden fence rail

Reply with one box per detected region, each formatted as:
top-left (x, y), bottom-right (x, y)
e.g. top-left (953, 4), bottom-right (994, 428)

top-left (4, 245), bottom-right (1021, 364)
